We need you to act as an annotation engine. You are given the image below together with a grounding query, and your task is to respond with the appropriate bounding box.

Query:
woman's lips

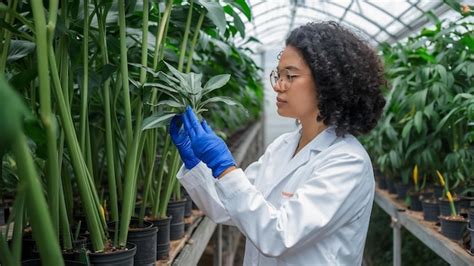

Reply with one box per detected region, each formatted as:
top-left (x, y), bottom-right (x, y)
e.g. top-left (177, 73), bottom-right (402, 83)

top-left (276, 97), bottom-right (287, 107)
top-left (276, 97), bottom-right (287, 103)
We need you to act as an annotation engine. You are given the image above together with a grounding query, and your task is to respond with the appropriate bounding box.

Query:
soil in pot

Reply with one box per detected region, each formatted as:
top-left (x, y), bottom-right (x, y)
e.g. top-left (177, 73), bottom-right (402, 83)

top-left (167, 199), bottom-right (187, 240)
top-left (439, 215), bottom-right (467, 241)
top-left (148, 216), bottom-right (171, 260)
top-left (107, 218), bottom-right (157, 266)
top-left (88, 242), bottom-right (136, 266)
top-left (422, 198), bottom-right (439, 222)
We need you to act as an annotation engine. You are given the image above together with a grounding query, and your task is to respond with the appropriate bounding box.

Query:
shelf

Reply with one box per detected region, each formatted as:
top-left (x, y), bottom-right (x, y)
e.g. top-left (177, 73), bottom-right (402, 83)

top-left (375, 187), bottom-right (474, 266)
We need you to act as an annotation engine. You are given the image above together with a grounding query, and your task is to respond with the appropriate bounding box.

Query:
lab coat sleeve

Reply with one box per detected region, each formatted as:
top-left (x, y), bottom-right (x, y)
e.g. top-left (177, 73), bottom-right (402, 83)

top-left (176, 153), bottom-right (265, 226)
top-left (214, 152), bottom-right (371, 258)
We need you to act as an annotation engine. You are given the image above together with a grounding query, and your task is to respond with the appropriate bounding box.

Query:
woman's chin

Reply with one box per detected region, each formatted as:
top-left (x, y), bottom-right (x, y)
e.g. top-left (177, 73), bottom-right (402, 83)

top-left (276, 108), bottom-right (293, 118)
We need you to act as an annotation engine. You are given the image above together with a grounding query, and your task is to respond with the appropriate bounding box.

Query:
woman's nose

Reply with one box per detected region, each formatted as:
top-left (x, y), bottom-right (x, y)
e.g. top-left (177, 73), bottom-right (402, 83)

top-left (272, 81), bottom-right (285, 93)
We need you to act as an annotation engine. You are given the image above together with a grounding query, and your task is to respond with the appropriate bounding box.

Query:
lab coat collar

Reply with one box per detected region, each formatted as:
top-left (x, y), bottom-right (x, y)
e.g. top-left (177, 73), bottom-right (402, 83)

top-left (282, 125), bottom-right (337, 152)
top-left (264, 125), bottom-right (338, 198)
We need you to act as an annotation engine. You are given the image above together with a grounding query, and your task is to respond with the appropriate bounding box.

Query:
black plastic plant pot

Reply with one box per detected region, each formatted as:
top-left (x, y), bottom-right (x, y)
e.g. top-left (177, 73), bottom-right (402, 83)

top-left (468, 225), bottom-right (474, 252)
top-left (88, 243), bottom-right (136, 266)
top-left (21, 259), bottom-right (87, 266)
top-left (395, 182), bottom-right (409, 199)
top-left (420, 191), bottom-right (434, 201)
top-left (387, 179), bottom-right (397, 195)
top-left (422, 199), bottom-right (439, 222)
top-left (468, 208), bottom-right (474, 229)
top-left (459, 196), bottom-right (474, 211)
top-left (108, 218), bottom-right (158, 266)
top-left (433, 185), bottom-right (443, 199)
top-left (439, 216), bottom-right (467, 241)
top-left (0, 206), bottom-right (4, 225)
top-left (184, 195), bottom-right (193, 218)
top-left (438, 198), bottom-right (461, 217)
top-left (377, 175), bottom-right (388, 190)
top-left (409, 194), bottom-right (423, 211)
top-left (150, 216), bottom-right (171, 260)
top-left (167, 199), bottom-right (187, 240)
top-left (21, 234), bottom-right (37, 260)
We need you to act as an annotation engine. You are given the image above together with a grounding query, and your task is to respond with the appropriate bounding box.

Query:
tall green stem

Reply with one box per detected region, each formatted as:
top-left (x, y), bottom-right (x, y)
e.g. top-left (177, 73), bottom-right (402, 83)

top-left (0, 0), bottom-right (18, 74)
top-left (118, 104), bottom-right (143, 246)
top-left (96, 0), bottom-right (118, 223)
top-left (32, 0), bottom-right (61, 239)
top-left (152, 0), bottom-right (173, 70)
top-left (13, 133), bottom-right (63, 265)
top-left (80, 0), bottom-right (90, 156)
top-left (119, 0), bottom-right (133, 147)
top-left (178, 0), bottom-right (194, 71)
top-left (186, 11), bottom-right (205, 73)
top-left (140, 0), bottom-right (149, 85)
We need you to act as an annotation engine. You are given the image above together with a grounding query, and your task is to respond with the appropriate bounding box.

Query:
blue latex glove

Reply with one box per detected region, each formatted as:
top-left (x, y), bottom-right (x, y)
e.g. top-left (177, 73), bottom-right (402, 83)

top-left (182, 106), bottom-right (236, 178)
top-left (169, 114), bottom-right (200, 169)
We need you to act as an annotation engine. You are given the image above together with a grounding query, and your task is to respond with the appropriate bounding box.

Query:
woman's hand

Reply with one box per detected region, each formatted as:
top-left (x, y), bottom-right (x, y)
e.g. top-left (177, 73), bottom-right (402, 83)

top-left (182, 106), bottom-right (236, 178)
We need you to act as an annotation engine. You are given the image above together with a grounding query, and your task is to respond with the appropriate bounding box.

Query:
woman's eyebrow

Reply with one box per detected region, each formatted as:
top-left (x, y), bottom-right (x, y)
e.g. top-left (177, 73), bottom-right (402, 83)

top-left (277, 65), bottom-right (301, 71)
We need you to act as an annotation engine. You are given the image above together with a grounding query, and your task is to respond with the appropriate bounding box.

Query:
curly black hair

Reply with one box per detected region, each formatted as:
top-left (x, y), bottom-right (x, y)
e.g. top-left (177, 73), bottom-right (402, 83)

top-left (285, 21), bottom-right (386, 136)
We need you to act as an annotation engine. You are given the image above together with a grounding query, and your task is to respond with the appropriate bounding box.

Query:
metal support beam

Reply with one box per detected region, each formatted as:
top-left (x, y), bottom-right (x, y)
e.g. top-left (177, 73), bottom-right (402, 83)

top-left (391, 217), bottom-right (402, 266)
top-left (213, 224), bottom-right (223, 266)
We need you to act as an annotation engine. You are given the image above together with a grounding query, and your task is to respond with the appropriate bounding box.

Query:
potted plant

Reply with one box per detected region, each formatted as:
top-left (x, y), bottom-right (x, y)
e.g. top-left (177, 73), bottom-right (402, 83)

top-left (437, 171), bottom-right (467, 241)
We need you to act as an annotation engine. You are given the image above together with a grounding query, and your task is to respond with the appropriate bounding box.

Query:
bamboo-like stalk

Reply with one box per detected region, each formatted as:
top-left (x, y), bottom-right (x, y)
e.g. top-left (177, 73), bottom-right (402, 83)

top-left (186, 11), bottom-right (205, 73)
top-left (47, 18), bottom-right (105, 254)
top-left (151, 133), bottom-right (171, 218)
top-left (96, 0), bottom-right (119, 223)
top-left (80, 0), bottom-right (90, 157)
top-left (119, 0), bottom-right (133, 147)
top-left (0, 0), bottom-right (18, 73)
top-left (32, 0), bottom-right (61, 239)
top-left (178, 0), bottom-right (194, 71)
top-left (153, 0), bottom-right (173, 70)
top-left (140, 0), bottom-right (149, 85)
top-left (13, 133), bottom-right (64, 265)
top-left (118, 104), bottom-right (144, 246)
top-left (11, 190), bottom-right (25, 265)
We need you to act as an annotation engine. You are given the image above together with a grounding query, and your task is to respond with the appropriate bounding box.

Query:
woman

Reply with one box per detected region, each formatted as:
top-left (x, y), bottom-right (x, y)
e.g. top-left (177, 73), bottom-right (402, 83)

top-left (169, 21), bottom-right (386, 265)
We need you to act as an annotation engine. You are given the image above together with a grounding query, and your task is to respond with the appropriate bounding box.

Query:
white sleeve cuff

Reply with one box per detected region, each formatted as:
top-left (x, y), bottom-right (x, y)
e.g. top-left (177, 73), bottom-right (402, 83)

top-left (177, 161), bottom-right (213, 190)
top-left (215, 168), bottom-right (252, 200)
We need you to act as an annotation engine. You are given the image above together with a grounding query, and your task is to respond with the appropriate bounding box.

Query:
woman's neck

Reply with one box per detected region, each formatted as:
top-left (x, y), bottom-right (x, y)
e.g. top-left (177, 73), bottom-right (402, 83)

top-left (298, 115), bottom-right (327, 148)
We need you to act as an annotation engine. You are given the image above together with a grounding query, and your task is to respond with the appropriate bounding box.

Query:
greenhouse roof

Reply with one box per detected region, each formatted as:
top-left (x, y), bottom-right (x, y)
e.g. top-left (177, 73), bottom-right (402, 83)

top-left (236, 0), bottom-right (472, 52)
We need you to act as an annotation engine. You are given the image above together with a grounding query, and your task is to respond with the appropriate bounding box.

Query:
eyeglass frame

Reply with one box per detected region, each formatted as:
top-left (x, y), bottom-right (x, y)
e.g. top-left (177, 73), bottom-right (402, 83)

top-left (269, 68), bottom-right (311, 91)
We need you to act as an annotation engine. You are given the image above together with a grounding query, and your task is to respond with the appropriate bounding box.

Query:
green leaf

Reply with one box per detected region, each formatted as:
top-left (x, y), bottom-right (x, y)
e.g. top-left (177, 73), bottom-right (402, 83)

top-left (224, 0), bottom-right (252, 21)
top-left (402, 120), bottom-right (413, 139)
top-left (200, 96), bottom-right (240, 107)
top-left (223, 5), bottom-right (245, 38)
top-left (414, 111), bottom-right (423, 133)
top-left (142, 113), bottom-right (176, 130)
top-left (203, 74), bottom-right (231, 95)
top-left (196, 0), bottom-right (227, 35)
top-left (156, 100), bottom-right (185, 109)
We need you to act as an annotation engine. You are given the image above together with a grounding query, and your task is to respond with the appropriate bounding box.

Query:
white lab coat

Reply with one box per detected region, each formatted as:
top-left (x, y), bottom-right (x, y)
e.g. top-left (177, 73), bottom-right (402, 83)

top-left (177, 126), bottom-right (375, 265)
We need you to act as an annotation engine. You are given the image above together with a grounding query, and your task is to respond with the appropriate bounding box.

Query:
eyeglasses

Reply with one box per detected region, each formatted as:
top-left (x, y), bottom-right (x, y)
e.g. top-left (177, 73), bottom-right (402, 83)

top-left (270, 69), bottom-right (295, 91)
